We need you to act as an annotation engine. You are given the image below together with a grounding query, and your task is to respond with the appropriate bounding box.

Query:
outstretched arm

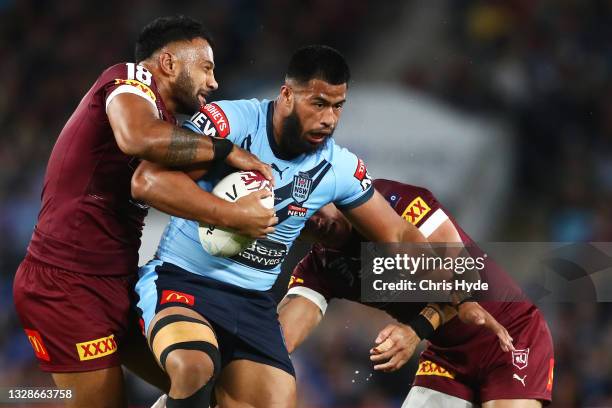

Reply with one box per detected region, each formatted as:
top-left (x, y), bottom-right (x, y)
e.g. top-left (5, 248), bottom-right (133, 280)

top-left (369, 217), bottom-right (514, 372)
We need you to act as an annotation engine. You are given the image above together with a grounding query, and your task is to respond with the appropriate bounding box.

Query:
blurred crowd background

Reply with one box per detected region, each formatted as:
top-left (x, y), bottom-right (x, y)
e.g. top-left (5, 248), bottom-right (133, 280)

top-left (1, 0), bottom-right (611, 407)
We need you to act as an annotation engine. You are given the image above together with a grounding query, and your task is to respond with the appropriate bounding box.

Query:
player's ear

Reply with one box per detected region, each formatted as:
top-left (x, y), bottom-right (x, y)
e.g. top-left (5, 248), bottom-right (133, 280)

top-left (158, 51), bottom-right (177, 78)
top-left (280, 84), bottom-right (294, 108)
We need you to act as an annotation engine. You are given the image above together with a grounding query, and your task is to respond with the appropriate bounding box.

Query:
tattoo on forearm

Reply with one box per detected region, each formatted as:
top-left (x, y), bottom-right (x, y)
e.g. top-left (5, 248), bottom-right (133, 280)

top-left (422, 305), bottom-right (442, 328)
top-left (422, 306), bottom-right (438, 321)
top-left (164, 127), bottom-right (199, 165)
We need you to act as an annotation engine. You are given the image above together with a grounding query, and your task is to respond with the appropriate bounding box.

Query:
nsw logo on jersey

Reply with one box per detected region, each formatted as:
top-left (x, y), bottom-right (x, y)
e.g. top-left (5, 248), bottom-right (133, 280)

top-left (292, 172), bottom-right (313, 204)
top-left (353, 158), bottom-right (372, 191)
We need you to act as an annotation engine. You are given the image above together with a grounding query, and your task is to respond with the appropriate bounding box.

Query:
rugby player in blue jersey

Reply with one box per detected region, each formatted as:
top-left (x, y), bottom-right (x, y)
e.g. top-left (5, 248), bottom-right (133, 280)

top-left (131, 46), bottom-right (499, 408)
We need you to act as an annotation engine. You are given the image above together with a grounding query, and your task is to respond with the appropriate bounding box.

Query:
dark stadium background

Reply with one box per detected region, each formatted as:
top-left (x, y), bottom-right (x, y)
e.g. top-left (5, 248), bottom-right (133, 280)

top-left (1, 1), bottom-right (611, 407)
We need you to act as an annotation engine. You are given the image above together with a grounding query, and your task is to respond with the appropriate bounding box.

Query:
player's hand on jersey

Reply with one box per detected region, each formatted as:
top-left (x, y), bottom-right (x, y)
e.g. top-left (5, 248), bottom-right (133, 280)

top-left (231, 190), bottom-right (278, 239)
top-left (457, 302), bottom-right (515, 353)
top-left (369, 323), bottom-right (420, 372)
top-left (225, 146), bottom-right (274, 184)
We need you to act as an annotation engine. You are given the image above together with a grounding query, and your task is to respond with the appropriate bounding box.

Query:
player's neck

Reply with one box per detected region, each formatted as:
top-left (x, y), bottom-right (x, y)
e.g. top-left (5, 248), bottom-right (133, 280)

top-left (271, 100), bottom-right (284, 148)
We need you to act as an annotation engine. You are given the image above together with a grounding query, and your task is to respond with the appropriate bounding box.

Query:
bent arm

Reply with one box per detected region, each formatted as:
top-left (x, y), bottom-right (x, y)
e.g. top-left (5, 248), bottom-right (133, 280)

top-left (131, 160), bottom-right (237, 227)
top-left (277, 295), bottom-right (323, 354)
top-left (108, 93), bottom-right (218, 166)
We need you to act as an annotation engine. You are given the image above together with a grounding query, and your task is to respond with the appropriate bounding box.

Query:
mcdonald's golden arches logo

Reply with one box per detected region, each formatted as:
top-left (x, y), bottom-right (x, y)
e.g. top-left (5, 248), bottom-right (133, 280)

top-left (160, 290), bottom-right (195, 306)
top-left (24, 329), bottom-right (50, 362)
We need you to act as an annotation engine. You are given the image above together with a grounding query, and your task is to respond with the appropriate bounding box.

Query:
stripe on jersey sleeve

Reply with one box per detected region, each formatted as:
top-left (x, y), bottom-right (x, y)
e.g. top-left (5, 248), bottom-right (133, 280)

top-left (285, 286), bottom-right (328, 314)
top-left (105, 84), bottom-right (158, 114)
top-left (418, 208), bottom-right (449, 238)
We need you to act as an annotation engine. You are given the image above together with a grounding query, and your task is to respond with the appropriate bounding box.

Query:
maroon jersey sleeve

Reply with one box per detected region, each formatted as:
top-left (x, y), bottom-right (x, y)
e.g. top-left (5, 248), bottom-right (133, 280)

top-left (286, 245), bottom-right (333, 314)
top-left (101, 63), bottom-right (160, 116)
top-left (374, 179), bottom-right (450, 238)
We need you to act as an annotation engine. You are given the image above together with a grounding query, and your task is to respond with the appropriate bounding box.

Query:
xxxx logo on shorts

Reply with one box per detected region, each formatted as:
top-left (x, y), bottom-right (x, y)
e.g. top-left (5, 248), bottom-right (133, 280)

top-left (401, 196), bottom-right (431, 225)
top-left (160, 290), bottom-right (195, 306)
top-left (416, 360), bottom-right (455, 379)
top-left (25, 329), bottom-right (51, 362)
top-left (76, 334), bottom-right (117, 361)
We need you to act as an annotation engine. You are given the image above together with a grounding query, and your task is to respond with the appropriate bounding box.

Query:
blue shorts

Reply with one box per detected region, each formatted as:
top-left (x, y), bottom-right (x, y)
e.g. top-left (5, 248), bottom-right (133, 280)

top-left (135, 260), bottom-right (294, 376)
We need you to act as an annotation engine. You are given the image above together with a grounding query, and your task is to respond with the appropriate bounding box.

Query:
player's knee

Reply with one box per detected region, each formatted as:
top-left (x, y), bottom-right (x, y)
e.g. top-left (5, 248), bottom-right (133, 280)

top-left (163, 344), bottom-right (221, 407)
top-left (275, 382), bottom-right (297, 407)
top-left (148, 313), bottom-right (220, 396)
top-left (261, 374), bottom-right (296, 407)
top-left (165, 349), bottom-right (215, 394)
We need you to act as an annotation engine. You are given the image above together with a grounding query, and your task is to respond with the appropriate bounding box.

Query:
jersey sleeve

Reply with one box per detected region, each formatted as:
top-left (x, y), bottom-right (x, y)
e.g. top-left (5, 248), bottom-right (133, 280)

top-left (332, 147), bottom-right (374, 210)
top-left (396, 186), bottom-right (449, 238)
top-left (285, 248), bottom-right (332, 314)
top-left (182, 99), bottom-right (259, 144)
top-left (102, 63), bottom-right (159, 114)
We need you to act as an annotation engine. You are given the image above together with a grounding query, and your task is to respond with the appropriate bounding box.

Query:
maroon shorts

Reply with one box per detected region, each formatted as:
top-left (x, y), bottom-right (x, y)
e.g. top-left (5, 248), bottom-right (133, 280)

top-left (13, 254), bottom-right (142, 372)
top-left (413, 305), bottom-right (554, 404)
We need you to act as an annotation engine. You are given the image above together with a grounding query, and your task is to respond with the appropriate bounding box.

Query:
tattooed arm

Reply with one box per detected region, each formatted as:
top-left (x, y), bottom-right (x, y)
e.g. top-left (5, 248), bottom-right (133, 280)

top-left (107, 93), bottom-right (272, 180)
top-left (107, 93), bottom-right (217, 166)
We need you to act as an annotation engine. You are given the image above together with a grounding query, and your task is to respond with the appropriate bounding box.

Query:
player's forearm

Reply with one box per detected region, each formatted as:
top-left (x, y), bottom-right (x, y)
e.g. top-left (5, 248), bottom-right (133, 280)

top-left (397, 221), bottom-right (428, 243)
top-left (277, 296), bottom-right (322, 353)
top-left (131, 163), bottom-right (236, 227)
top-left (136, 121), bottom-right (222, 167)
top-left (409, 303), bottom-right (458, 341)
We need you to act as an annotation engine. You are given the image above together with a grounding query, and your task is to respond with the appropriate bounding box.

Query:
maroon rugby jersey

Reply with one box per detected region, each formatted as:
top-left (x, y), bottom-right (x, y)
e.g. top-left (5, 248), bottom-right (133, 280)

top-left (27, 63), bottom-right (175, 276)
top-left (288, 179), bottom-right (532, 345)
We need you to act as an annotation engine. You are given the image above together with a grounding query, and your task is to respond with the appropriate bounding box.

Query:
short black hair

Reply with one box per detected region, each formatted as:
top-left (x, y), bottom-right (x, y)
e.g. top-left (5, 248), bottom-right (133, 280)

top-left (286, 45), bottom-right (350, 86)
top-left (135, 15), bottom-right (214, 62)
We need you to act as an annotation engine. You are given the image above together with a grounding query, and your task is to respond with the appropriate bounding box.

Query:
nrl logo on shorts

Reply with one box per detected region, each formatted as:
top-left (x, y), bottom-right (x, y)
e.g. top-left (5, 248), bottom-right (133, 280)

top-left (292, 172), bottom-right (313, 204)
top-left (512, 348), bottom-right (530, 370)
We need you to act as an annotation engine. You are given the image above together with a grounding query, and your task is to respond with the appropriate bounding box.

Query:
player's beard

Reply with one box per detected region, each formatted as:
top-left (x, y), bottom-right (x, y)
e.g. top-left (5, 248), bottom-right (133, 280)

top-left (279, 109), bottom-right (329, 158)
top-left (173, 69), bottom-right (201, 115)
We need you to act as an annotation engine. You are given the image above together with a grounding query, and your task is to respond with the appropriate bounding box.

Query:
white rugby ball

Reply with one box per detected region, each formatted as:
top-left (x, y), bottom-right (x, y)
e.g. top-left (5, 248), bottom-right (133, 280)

top-left (198, 171), bottom-right (274, 257)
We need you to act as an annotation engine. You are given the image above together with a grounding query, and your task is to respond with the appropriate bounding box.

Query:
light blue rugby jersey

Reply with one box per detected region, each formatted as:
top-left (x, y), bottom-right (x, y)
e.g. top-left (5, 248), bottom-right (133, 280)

top-left (154, 99), bottom-right (373, 290)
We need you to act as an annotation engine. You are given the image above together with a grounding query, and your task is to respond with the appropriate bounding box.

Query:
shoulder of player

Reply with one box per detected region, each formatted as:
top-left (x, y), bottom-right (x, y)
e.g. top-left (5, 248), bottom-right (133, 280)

top-left (96, 62), bottom-right (159, 94)
top-left (100, 62), bottom-right (130, 75)
top-left (211, 98), bottom-right (266, 117)
top-left (406, 185), bottom-right (438, 206)
top-left (375, 179), bottom-right (435, 201)
top-left (97, 62), bottom-right (134, 82)
top-left (325, 142), bottom-right (369, 185)
top-left (207, 98), bottom-right (267, 128)
top-left (201, 98), bottom-right (268, 141)
top-left (325, 141), bottom-right (357, 168)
